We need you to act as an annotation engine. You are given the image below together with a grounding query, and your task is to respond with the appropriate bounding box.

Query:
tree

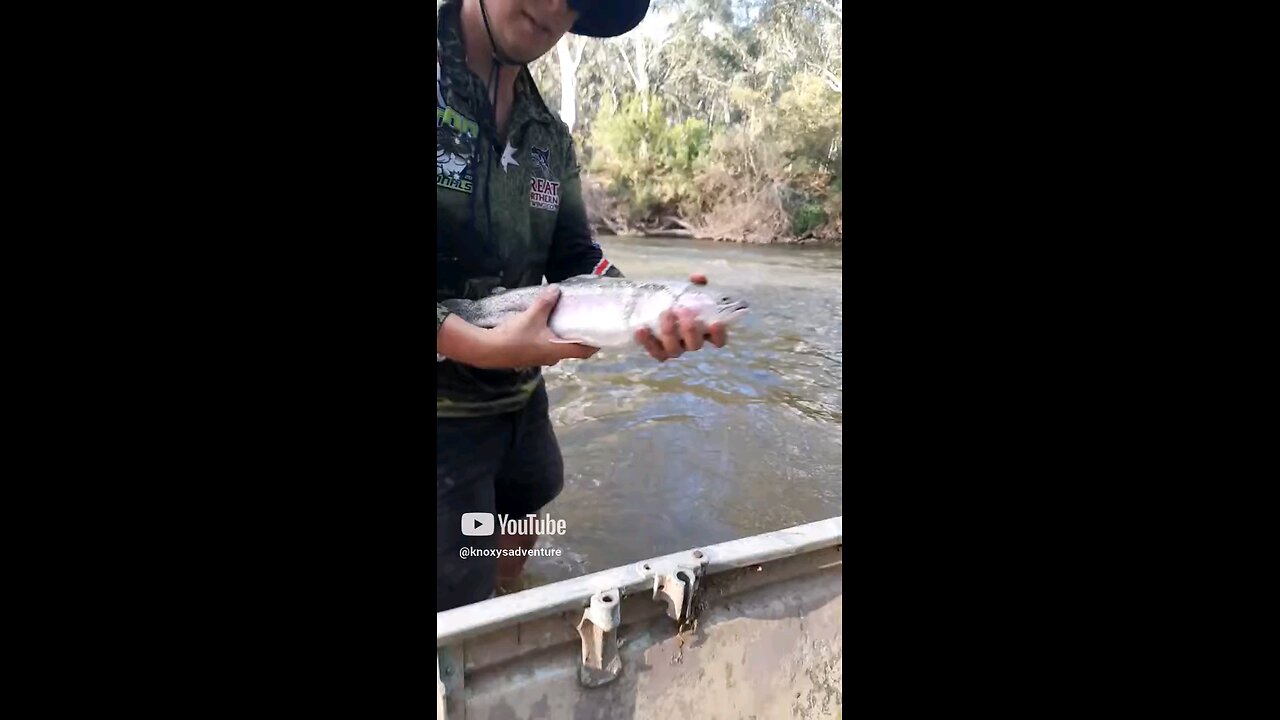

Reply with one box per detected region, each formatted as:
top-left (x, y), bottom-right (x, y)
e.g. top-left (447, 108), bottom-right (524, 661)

top-left (530, 0), bottom-right (843, 242)
top-left (611, 7), bottom-right (676, 112)
top-left (555, 36), bottom-right (589, 132)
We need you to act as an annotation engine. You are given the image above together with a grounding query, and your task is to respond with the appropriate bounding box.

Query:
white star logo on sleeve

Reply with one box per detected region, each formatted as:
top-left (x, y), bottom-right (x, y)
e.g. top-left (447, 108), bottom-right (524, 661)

top-left (500, 142), bottom-right (520, 173)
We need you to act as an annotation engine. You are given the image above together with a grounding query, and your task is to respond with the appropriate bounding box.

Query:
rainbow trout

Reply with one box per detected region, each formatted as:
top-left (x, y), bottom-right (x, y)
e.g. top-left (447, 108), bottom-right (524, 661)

top-left (437, 275), bottom-right (749, 357)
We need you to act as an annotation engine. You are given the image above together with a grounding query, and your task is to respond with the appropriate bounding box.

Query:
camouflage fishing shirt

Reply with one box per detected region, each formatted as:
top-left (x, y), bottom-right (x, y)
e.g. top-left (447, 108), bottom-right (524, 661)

top-left (436, 0), bottom-right (622, 418)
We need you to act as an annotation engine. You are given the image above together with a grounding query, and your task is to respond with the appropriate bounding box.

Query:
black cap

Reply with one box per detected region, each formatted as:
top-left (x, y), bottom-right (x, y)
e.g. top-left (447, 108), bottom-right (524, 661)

top-left (569, 0), bottom-right (651, 38)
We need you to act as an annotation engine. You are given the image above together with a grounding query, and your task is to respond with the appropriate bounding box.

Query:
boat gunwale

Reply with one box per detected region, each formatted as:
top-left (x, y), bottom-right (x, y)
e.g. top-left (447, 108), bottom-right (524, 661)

top-left (437, 515), bottom-right (842, 647)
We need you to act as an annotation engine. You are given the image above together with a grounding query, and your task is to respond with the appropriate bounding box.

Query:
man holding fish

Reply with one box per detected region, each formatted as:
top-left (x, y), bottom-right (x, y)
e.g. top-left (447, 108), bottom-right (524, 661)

top-left (435, 0), bottom-right (737, 611)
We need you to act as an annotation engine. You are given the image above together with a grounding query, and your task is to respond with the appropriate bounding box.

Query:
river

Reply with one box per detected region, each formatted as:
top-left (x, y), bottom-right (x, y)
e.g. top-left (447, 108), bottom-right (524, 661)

top-left (522, 234), bottom-right (843, 588)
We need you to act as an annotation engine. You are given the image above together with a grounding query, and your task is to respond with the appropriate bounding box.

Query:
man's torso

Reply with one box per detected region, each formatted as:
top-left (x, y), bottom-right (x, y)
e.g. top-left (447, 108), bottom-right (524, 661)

top-left (436, 2), bottom-right (576, 417)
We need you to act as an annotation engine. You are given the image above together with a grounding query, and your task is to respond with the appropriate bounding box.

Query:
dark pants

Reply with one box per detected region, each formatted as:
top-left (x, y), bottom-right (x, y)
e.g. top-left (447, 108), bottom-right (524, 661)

top-left (437, 382), bottom-right (564, 612)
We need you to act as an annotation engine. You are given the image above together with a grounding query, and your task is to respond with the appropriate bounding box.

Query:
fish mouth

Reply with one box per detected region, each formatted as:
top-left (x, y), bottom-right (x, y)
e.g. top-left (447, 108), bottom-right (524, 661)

top-left (715, 301), bottom-right (750, 321)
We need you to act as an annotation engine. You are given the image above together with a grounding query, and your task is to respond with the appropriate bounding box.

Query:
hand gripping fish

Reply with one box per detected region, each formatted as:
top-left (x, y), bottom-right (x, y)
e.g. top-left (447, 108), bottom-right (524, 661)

top-left (437, 275), bottom-right (749, 360)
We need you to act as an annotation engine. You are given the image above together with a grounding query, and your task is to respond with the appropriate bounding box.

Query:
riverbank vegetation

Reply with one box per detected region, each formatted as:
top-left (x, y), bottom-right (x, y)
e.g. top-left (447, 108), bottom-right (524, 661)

top-left (529, 0), bottom-right (843, 245)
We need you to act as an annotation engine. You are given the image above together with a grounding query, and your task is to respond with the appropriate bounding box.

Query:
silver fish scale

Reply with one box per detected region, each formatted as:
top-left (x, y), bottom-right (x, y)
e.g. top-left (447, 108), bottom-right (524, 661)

top-left (439, 276), bottom-right (745, 354)
top-left (451, 279), bottom-right (684, 328)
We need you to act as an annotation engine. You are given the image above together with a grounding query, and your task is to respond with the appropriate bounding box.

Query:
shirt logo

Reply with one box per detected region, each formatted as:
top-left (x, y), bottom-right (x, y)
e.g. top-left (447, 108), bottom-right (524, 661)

top-left (529, 177), bottom-right (560, 211)
top-left (530, 146), bottom-right (552, 176)
top-left (529, 146), bottom-right (557, 210)
top-left (438, 147), bottom-right (474, 194)
top-left (501, 142), bottom-right (520, 173)
top-left (437, 59), bottom-right (477, 194)
top-left (437, 106), bottom-right (479, 139)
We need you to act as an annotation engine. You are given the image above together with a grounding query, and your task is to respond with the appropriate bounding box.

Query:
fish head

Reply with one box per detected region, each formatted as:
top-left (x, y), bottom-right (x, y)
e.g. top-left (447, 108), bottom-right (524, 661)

top-left (674, 287), bottom-right (750, 325)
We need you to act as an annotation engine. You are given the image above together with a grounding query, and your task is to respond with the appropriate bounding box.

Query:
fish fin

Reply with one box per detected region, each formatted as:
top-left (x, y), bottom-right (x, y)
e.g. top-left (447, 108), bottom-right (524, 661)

top-left (441, 298), bottom-right (472, 312)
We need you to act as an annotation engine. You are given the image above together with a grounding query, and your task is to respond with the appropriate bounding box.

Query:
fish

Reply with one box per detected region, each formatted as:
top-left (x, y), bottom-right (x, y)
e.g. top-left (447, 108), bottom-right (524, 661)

top-left (437, 275), bottom-right (749, 359)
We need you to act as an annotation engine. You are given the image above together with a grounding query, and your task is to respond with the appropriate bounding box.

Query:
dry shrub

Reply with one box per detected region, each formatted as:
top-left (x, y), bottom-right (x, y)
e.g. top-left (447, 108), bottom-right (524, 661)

top-left (580, 172), bottom-right (624, 234)
top-left (698, 184), bottom-right (791, 243)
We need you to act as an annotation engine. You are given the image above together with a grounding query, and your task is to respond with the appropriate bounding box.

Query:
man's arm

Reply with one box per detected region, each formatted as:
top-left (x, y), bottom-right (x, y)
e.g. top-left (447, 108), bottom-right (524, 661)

top-left (437, 303), bottom-right (451, 332)
top-left (545, 143), bottom-right (624, 282)
top-left (438, 302), bottom-right (494, 367)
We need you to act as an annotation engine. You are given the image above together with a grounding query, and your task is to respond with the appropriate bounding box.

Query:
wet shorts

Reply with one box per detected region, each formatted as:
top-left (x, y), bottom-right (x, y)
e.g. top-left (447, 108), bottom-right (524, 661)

top-left (436, 381), bottom-right (564, 612)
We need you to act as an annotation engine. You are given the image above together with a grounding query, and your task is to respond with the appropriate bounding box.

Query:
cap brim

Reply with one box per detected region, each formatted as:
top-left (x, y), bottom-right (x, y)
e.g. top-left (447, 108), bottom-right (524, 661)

top-left (570, 0), bottom-right (650, 38)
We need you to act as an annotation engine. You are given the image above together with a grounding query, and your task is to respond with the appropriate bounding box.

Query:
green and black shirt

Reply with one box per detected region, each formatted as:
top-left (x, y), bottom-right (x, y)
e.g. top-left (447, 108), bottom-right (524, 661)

top-left (436, 0), bottom-right (622, 418)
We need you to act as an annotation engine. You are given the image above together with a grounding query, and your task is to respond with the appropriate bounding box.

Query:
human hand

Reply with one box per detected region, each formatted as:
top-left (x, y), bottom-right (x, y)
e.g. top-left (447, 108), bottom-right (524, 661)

top-left (489, 285), bottom-right (599, 367)
top-left (634, 273), bottom-right (730, 362)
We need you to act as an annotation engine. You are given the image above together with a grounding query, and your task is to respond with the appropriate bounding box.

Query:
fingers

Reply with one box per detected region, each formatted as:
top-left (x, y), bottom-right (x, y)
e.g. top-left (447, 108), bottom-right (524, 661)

top-left (543, 339), bottom-right (598, 366)
top-left (635, 328), bottom-right (669, 361)
top-left (676, 307), bottom-right (704, 352)
top-left (707, 322), bottom-right (728, 348)
top-left (656, 310), bottom-right (682, 357)
top-left (636, 307), bottom-right (729, 362)
top-left (526, 285), bottom-right (560, 322)
top-left (564, 343), bottom-right (599, 360)
top-left (637, 310), bottom-right (721, 362)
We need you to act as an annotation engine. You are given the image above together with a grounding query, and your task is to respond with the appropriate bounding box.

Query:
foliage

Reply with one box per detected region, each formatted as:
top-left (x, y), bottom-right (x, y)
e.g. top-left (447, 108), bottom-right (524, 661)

top-left (587, 95), bottom-right (710, 221)
top-left (529, 0), bottom-right (843, 242)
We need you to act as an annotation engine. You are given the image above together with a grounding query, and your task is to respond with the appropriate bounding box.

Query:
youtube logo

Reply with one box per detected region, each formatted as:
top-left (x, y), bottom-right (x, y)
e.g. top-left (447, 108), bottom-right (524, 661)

top-left (461, 512), bottom-right (495, 536)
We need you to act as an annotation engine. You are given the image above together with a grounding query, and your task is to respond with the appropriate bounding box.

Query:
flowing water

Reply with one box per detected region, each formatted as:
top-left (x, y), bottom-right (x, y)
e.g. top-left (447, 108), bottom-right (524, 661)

top-left (524, 235), bottom-right (843, 587)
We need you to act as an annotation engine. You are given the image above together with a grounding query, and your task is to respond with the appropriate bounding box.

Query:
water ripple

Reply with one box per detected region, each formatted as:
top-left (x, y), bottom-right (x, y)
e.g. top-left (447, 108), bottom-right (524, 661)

top-left (524, 236), bottom-right (843, 586)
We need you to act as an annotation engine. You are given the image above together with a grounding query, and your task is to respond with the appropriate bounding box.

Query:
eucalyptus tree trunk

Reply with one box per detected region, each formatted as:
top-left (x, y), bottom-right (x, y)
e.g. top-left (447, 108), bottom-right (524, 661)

top-left (556, 36), bottom-right (588, 132)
